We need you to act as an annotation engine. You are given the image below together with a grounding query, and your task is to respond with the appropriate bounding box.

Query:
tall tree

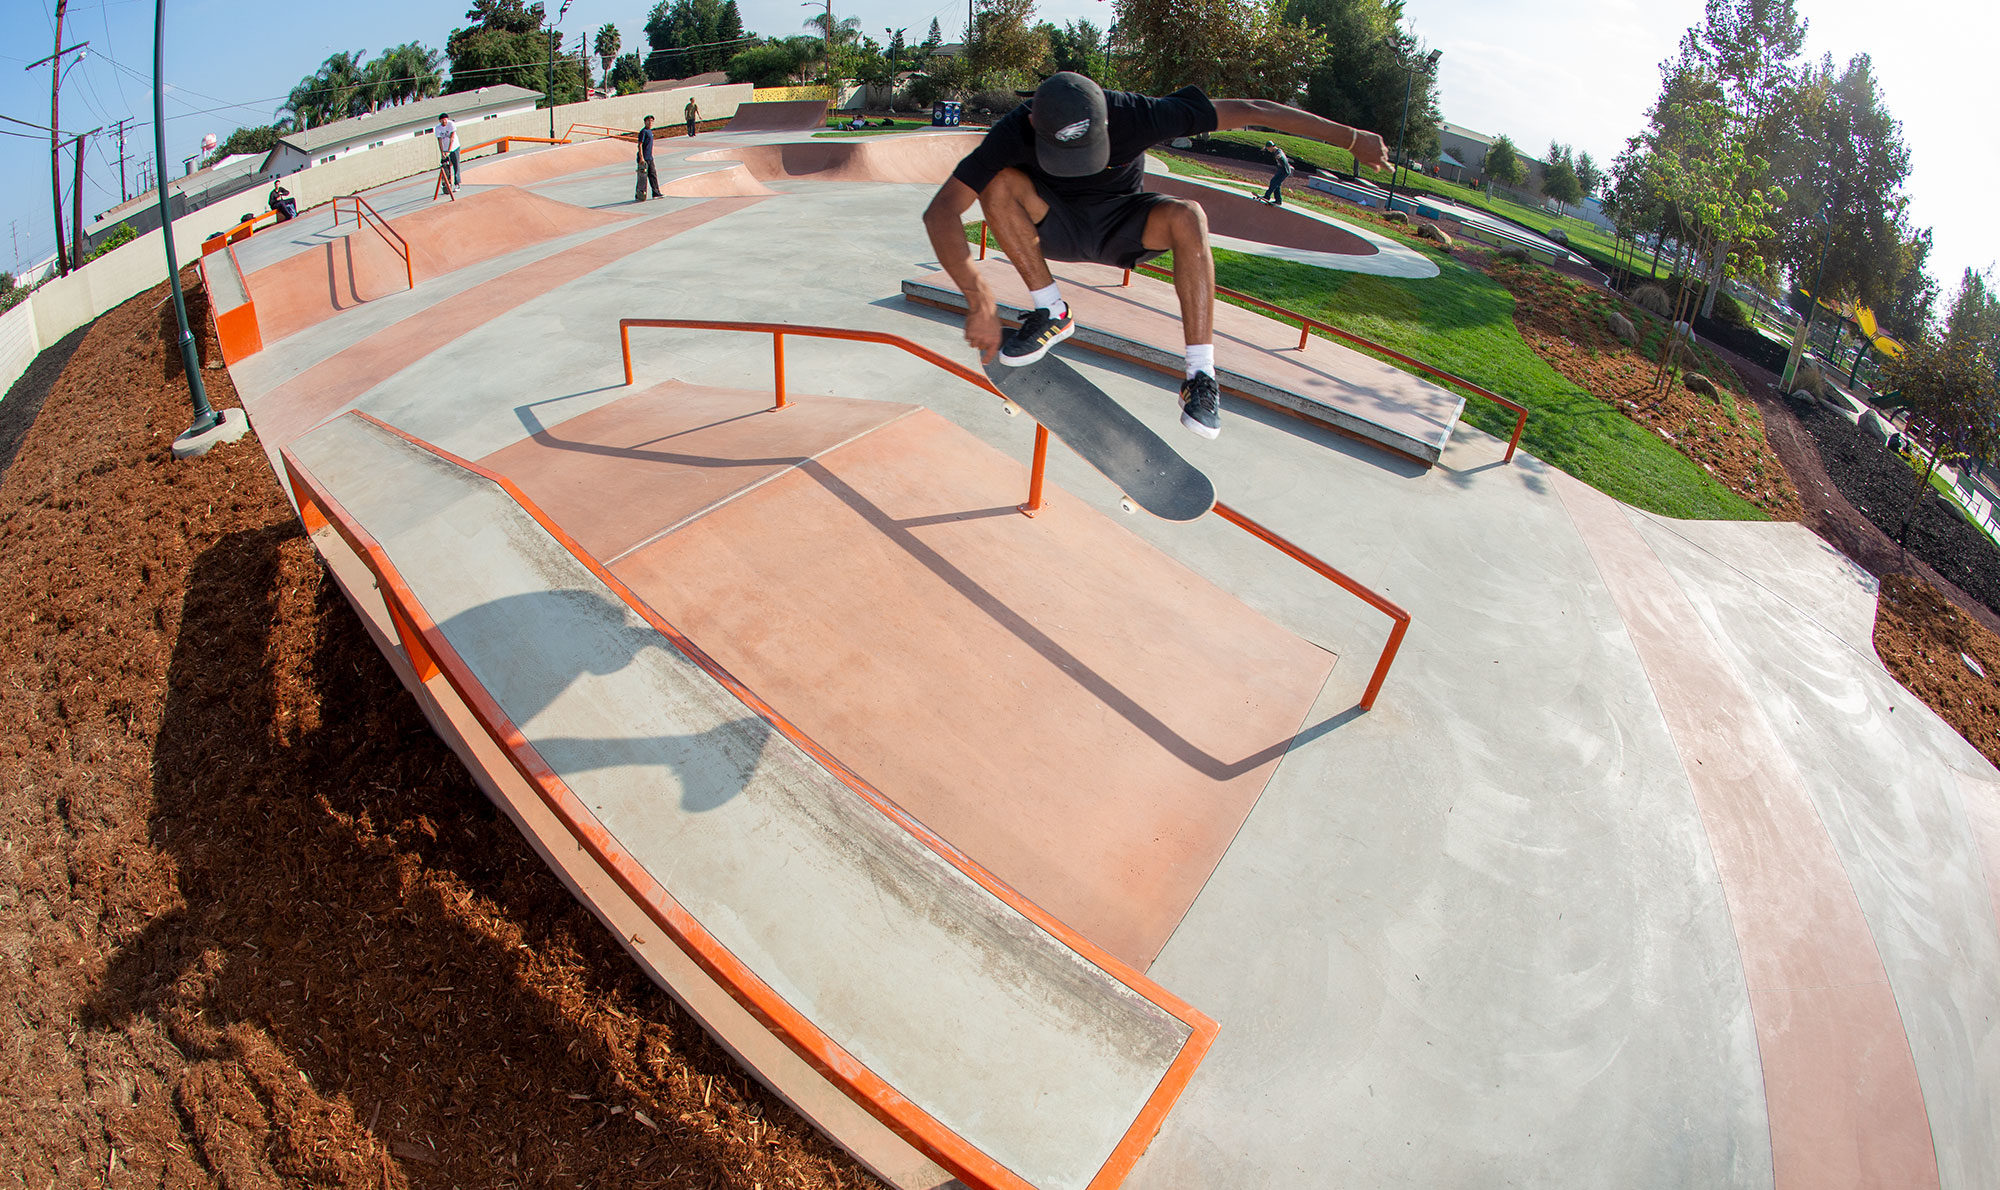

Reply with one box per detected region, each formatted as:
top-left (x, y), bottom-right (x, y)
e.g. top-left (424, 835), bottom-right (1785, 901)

top-left (1574, 149), bottom-right (1602, 200)
top-left (447, 0), bottom-right (586, 101)
top-left (1285, 0), bottom-right (1438, 162)
top-left (645, 0), bottom-right (735, 80)
top-left (920, 18), bottom-right (943, 58)
top-left (609, 51), bottom-right (647, 93)
top-left (1114, 0), bottom-right (1326, 99)
top-left (966, 0), bottom-right (1049, 84)
top-left (1045, 19), bottom-right (1108, 80)
top-left (593, 24), bottom-right (621, 80)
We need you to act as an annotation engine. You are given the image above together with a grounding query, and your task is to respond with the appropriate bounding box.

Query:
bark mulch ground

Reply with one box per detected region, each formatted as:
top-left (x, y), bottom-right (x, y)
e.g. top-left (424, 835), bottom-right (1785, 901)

top-left (0, 276), bottom-right (875, 1189)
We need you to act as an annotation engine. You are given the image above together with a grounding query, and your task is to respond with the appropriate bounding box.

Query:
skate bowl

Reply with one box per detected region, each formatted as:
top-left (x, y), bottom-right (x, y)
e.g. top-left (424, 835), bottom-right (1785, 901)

top-left (722, 98), bottom-right (832, 132)
top-left (687, 133), bottom-right (980, 186)
top-left (1145, 173), bottom-right (1376, 257)
top-left (658, 162), bottom-right (778, 198)
top-left (244, 186), bottom-right (629, 344)
top-left (462, 136), bottom-right (639, 186)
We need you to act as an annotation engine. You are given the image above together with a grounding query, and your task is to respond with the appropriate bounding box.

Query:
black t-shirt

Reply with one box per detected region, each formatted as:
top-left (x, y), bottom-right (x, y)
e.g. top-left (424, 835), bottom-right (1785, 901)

top-left (951, 86), bottom-right (1218, 204)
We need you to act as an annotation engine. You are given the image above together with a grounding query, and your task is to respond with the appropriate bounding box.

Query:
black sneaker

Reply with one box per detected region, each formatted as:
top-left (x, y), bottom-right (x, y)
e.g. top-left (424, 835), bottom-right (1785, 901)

top-left (1179, 371), bottom-right (1221, 439)
top-left (998, 306), bottom-right (1075, 366)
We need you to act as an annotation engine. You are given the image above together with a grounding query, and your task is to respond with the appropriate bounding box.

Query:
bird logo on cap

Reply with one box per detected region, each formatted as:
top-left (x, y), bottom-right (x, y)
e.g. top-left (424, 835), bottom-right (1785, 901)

top-left (1055, 118), bottom-right (1094, 143)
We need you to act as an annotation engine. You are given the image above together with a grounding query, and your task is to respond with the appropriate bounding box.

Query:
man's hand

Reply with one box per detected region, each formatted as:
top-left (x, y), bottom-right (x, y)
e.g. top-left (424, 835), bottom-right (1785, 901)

top-left (1349, 129), bottom-right (1389, 172)
top-left (966, 299), bottom-right (1002, 363)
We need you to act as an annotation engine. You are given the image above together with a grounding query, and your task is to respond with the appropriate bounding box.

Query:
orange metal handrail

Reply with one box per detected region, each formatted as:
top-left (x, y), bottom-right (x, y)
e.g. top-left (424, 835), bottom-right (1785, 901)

top-left (329, 193), bottom-right (414, 292)
top-left (619, 317), bottom-right (1410, 710)
top-left (203, 208), bottom-right (284, 256)
top-left (281, 422), bottom-right (1218, 1190)
top-left (462, 134), bottom-right (571, 156)
top-left (563, 121), bottom-right (639, 142)
top-left (1132, 261), bottom-right (1529, 463)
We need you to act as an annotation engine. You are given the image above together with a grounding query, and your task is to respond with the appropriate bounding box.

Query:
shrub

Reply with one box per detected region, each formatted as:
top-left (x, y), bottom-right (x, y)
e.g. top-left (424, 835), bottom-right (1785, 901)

top-left (1497, 246), bottom-right (1532, 262)
top-left (1794, 360), bottom-right (1825, 398)
top-left (1710, 290), bottom-right (1750, 329)
top-left (86, 223), bottom-right (138, 261)
top-left (1631, 284), bottom-right (1671, 317)
top-left (965, 88), bottom-right (1026, 117)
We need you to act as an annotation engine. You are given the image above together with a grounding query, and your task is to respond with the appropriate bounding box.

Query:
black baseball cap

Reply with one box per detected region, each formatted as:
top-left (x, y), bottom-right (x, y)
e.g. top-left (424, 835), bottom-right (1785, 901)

top-left (1030, 72), bottom-right (1109, 177)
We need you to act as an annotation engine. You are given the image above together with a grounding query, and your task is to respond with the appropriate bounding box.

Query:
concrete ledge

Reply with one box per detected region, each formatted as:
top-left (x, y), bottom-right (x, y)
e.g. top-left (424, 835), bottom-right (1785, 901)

top-left (901, 275), bottom-right (1461, 465)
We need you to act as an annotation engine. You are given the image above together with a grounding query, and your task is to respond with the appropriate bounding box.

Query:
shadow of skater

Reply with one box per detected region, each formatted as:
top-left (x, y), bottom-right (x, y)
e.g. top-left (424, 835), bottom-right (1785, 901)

top-left (431, 587), bottom-right (775, 814)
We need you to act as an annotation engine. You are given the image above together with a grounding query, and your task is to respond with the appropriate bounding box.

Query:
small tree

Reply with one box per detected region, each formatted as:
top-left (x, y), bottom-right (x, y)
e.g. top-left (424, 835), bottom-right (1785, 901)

top-left (1574, 149), bottom-right (1603, 200)
top-left (1542, 142), bottom-right (1583, 212)
top-left (920, 17), bottom-right (943, 58)
top-left (1482, 135), bottom-right (1526, 192)
top-left (609, 51), bottom-right (647, 94)
top-left (1885, 325), bottom-right (2000, 545)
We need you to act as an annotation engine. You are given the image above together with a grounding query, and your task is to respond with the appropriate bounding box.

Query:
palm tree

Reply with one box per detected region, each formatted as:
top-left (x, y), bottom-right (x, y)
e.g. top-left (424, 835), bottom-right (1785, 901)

top-left (593, 24), bottom-right (621, 83)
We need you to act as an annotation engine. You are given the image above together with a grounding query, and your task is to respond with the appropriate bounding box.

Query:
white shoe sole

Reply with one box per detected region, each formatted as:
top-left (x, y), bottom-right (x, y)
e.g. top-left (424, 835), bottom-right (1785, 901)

top-left (1180, 409), bottom-right (1221, 439)
top-left (998, 318), bottom-right (1075, 367)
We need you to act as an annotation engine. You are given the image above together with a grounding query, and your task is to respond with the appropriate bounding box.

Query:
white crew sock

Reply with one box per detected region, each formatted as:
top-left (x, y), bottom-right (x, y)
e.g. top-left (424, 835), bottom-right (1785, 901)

top-left (1029, 283), bottom-right (1067, 319)
top-left (1185, 343), bottom-right (1215, 379)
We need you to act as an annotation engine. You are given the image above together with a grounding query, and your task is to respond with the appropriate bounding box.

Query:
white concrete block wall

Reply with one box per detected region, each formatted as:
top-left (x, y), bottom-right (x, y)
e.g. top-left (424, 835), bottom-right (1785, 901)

top-left (0, 86), bottom-right (755, 401)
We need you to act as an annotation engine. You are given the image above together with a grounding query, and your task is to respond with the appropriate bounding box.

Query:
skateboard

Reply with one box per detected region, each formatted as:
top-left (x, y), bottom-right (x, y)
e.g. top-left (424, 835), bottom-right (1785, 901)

top-left (982, 353), bottom-right (1216, 523)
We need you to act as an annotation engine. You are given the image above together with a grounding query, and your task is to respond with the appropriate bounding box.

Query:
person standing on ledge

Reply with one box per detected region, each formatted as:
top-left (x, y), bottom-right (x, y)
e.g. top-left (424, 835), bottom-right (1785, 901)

top-left (1262, 139), bottom-right (1292, 205)
top-left (923, 73), bottom-right (1388, 439)
top-left (685, 97), bottom-right (701, 138)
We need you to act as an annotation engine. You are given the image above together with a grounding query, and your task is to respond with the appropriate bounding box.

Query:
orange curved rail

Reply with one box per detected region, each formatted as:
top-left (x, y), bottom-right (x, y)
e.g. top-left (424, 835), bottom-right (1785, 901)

top-left (281, 418), bottom-right (1219, 1190)
top-left (619, 318), bottom-right (1411, 711)
top-left (328, 193), bottom-right (413, 292)
top-left (563, 121), bottom-right (638, 142)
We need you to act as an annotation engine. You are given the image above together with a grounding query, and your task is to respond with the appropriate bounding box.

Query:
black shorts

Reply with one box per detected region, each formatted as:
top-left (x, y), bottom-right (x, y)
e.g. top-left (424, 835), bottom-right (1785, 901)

top-left (1031, 180), bottom-right (1170, 270)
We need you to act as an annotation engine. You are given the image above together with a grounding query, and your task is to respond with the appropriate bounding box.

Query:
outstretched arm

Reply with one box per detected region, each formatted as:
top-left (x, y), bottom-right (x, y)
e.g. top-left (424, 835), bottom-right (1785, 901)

top-left (923, 177), bottom-right (1004, 361)
top-left (1210, 99), bottom-right (1389, 172)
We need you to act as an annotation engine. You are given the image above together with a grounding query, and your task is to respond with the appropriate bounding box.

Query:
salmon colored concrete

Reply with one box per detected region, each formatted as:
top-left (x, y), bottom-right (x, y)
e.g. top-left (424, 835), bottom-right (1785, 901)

top-left (1145, 173), bottom-right (1376, 256)
top-left (608, 408), bottom-right (1335, 968)
top-left (244, 187), bottom-right (630, 344)
top-left (722, 98), bottom-right (831, 132)
top-left (659, 163), bottom-right (778, 198)
top-left (244, 197), bottom-right (761, 450)
top-left (689, 134), bottom-right (978, 186)
top-left (1554, 471), bottom-right (1940, 1190)
top-left (462, 136), bottom-right (640, 186)
top-left (477, 383), bottom-right (917, 561)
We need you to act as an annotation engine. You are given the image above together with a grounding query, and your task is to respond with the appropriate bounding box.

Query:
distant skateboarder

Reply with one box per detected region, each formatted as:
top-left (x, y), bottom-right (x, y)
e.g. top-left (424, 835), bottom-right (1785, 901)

top-left (1262, 140), bottom-right (1291, 205)
top-left (923, 72), bottom-right (1388, 439)
top-left (685, 98), bottom-right (700, 138)
top-left (434, 113), bottom-right (461, 187)
top-left (635, 115), bottom-right (663, 201)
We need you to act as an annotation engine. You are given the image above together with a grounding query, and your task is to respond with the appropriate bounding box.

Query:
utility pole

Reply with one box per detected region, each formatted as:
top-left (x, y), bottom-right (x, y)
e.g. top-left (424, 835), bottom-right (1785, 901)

top-left (27, 2), bottom-right (88, 276)
top-left (110, 116), bottom-right (133, 201)
top-left (69, 128), bottom-right (99, 263)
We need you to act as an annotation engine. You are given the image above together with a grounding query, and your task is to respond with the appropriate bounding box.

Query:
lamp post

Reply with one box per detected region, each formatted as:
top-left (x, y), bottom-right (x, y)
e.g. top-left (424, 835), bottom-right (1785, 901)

top-left (546, 0), bottom-right (571, 140)
top-left (152, 0), bottom-right (219, 441)
top-left (1382, 48), bottom-right (1440, 213)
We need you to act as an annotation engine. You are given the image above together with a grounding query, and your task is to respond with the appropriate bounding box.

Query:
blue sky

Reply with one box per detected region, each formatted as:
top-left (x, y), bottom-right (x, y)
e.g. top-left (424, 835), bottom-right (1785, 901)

top-left (3, 0), bottom-right (1991, 311)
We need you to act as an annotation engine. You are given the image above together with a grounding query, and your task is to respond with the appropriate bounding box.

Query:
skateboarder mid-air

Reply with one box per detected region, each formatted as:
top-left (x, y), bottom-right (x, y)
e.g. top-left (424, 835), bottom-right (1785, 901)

top-left (923, 72), bottom-right (1389, 439)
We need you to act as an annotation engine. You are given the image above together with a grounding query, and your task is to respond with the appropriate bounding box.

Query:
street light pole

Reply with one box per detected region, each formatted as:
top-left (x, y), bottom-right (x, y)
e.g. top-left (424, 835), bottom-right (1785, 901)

top-left (153, 0), bottom-right (218, 438)
top-left (1382, 49), bottom-right (1437, 213)
top-left (546, 0), bottom-right (571, 140)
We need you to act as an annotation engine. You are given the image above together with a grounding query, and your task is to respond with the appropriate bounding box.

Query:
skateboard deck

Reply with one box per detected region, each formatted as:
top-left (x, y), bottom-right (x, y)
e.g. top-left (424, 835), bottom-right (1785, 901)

top-left (983, 354), bottom-right (1216, 523)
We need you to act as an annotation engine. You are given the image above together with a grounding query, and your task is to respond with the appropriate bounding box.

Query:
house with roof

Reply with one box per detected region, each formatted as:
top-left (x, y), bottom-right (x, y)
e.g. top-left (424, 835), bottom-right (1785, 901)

top-left (265, 85), bottom-right (541, 175)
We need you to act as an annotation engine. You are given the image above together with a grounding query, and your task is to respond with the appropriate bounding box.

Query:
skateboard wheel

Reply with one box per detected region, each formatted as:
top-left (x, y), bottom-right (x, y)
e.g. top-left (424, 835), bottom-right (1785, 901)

top-left (1002, 402), bottom-right (1020, 417)
top-left (1119, 497), bottom-right (1135, 514)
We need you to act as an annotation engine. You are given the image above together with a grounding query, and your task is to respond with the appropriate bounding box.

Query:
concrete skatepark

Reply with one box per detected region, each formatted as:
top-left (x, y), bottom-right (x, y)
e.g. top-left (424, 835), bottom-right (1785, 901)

top-left (201, 111), bottom-right (2000, 1189)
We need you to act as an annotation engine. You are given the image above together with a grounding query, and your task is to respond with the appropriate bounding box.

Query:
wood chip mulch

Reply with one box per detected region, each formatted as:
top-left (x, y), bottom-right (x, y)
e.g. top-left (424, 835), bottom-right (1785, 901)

top-left (0, 275), bottom-right (877, 1189)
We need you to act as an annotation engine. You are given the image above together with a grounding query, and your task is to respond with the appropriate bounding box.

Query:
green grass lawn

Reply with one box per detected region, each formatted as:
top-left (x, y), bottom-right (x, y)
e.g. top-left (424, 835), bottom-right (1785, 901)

top-left (1196, 131), bottom-right (1667, 281)
top-left (1188, 247), bottom-right (1764, 520)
